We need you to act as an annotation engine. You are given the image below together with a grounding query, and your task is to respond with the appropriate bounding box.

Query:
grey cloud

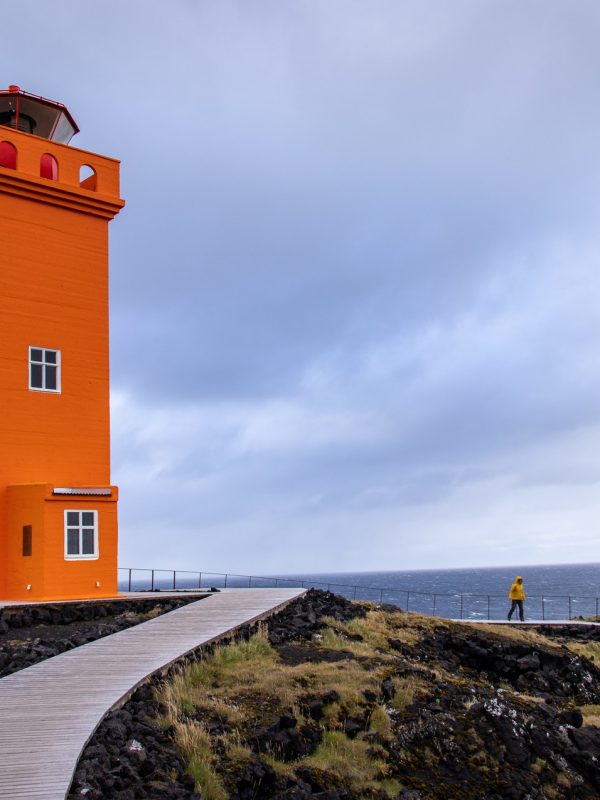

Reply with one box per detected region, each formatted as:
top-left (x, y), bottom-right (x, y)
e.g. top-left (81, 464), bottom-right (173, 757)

top-left (4, 1), bottom-right (600, 570)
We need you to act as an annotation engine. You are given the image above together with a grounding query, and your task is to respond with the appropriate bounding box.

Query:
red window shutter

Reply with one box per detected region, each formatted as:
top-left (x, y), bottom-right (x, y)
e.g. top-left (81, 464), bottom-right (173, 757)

top-left (0, 141), bottom-right (17, 169)
top-left (40, 153), bottom-right (58, 180)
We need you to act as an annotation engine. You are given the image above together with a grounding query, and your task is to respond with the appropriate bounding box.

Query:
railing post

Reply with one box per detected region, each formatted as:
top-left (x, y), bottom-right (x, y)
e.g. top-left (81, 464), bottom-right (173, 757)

top-left (596, 597), bottom-right (599, 620)
top-left (542, 595), bottom-right (545, 620)
top-left (151, 570), bottom-right (155, 592)
top-left (487, 595), bottom-right (490, 620)
top-left (380, 589), bottom-right (383, 603)
top-left (432, 594), bottom-right (437, 617)
top-left (248, 575), bottom-right (252, 587)
top-left (460, 595), bottom-right (464, 620)
top-left (353, 585), bottom-right (357, 600)
top-left (568, 596), bottom-right (572, 620)
top-left (223, 574), bottom-right (228, 588)
top-left (198, 572), bottom-right (202, 589)
top-left (275, 577), bottom-right (279, 587)
top-left (173, 571), bottom-right (176, 590)
top-left (128, 568), bottom-right (132, 593)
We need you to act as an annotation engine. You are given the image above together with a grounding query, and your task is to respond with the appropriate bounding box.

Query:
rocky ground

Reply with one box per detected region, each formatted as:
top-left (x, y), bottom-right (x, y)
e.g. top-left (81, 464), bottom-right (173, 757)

top-left (65, 590), bottom-right (600, 800)
top-left (0, 594), bottom-right (208, 678)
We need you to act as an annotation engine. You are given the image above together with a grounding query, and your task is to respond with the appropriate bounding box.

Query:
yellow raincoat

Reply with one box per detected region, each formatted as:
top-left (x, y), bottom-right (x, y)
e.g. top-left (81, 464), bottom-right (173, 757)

top-left (508, 577), bottom-right (526, 601)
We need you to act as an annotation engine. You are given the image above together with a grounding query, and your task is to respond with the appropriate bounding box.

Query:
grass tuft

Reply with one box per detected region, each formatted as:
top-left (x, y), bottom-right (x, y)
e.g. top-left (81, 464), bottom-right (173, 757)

top-left (367, 704), bottom-right (392, 738)
top-left (391, 675), bottom-right (429, 711)
top-left (174, 721), bottom-right (227, 800)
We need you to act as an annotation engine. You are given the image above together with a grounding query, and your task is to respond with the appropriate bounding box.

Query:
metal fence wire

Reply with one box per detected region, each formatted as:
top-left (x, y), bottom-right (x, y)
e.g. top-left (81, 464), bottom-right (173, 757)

top-left (118, 568), bottom-right (600, 621)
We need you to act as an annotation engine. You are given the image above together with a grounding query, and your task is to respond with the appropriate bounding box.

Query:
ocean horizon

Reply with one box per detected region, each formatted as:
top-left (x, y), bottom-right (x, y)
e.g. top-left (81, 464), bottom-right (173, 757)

top-left (281, 561), bottom-right (600, 594)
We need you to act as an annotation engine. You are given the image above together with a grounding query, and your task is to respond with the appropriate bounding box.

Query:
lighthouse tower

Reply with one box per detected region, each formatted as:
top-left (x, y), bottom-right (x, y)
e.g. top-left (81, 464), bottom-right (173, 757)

top-left (0, 86), bottom-right (124, 601)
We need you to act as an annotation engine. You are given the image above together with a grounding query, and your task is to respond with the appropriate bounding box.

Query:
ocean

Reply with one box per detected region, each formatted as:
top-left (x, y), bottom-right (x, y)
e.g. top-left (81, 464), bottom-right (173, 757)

top-left (119, 562), bottom-right (600, 621)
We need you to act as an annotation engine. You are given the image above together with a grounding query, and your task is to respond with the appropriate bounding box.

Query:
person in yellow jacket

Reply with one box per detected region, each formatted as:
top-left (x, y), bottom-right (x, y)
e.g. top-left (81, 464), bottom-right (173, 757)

top-left (507, 576), bottom-right (526, 621)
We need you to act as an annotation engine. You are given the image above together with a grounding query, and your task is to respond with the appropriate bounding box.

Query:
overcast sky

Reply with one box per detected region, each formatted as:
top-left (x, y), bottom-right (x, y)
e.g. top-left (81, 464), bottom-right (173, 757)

top-left (4, 2), bottom-right (600, 575)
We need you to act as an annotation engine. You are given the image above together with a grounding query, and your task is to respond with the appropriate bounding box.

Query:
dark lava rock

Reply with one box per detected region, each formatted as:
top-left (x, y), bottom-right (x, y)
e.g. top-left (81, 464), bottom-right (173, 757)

top-left (268, 590), bottom-right (366, 645)
top-left (423, 627), bottom-right (600, 703)
top-left (0, 596), bottom-right (204, 679)
top-left (381, 677), bottom-right (395, 701)
top-left (342, 717), bottom-right (363, 738)
top-left (558, 707), bottom-right (583, 728)
top-left (278, 643), bottom-right (354, 666)
top-left (299, 690), bottom-right (340, 721)
top-left (220, 755), bottom-right (279, 799)
top-left (533, 624), bottom-right (600, 643)
top-left (250, 712), bottom-right (322, 760)
top-left (295, 766), bottom-right (350, 795)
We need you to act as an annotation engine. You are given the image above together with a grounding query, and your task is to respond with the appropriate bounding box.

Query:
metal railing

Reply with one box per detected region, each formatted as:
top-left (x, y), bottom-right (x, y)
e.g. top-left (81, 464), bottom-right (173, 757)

top-left (118, 567), bottom-right (600, 622)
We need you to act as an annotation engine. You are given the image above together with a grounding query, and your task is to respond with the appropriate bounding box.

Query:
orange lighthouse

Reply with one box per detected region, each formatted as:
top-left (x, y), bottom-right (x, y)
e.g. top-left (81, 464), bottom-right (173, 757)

top-left (0, 86), bottom-right (124, 601)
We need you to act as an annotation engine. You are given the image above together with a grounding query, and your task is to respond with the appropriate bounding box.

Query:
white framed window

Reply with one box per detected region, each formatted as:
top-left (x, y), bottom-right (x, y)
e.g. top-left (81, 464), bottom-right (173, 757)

top-left (64, 510), bottom-right (99, 560)
top-left (29, 347), bottom-right (61, 392)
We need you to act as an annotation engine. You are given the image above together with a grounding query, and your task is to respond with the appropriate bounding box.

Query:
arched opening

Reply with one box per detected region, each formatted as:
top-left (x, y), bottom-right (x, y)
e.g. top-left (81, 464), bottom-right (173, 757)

top-left (0, 140), bottom-right (17, 169)
top-left (79, 164), bottom-right (97, 191)
top-left (40, 153), bottom-right (58, 180)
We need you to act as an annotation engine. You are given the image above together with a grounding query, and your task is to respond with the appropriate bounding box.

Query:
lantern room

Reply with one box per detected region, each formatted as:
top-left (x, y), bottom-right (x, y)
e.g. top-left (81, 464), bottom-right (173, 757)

top-left (0, 84), bottom-right (79, 142)
top-left (0, 84), bottom-right (124, 601)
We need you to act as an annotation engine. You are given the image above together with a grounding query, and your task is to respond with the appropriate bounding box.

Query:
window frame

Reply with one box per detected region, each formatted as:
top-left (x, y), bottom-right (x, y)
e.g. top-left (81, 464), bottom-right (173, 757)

top-left (29, 346), bottom-right (61, 393)
top-left (64, 509), bottom-right (99, 561)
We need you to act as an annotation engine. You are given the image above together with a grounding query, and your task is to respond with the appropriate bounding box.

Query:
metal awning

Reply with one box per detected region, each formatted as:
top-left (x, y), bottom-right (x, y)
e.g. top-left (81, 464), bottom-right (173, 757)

top-left (53, 487), bottom-right (112, 496)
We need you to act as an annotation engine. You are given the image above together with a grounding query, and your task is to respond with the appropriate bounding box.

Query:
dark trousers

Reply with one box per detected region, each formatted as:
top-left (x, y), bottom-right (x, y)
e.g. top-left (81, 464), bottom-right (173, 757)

top-left (508, 600), bottom-right (524, 621)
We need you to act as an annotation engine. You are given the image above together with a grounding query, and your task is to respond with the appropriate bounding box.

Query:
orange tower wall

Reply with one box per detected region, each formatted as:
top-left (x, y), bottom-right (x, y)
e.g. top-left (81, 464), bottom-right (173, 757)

top-left (0, 125), bottom-right (124, 600)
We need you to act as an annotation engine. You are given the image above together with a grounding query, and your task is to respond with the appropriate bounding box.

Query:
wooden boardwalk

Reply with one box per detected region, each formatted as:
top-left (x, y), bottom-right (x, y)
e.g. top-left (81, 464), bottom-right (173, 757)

top-left (0, 588), bottom-right (304, 799)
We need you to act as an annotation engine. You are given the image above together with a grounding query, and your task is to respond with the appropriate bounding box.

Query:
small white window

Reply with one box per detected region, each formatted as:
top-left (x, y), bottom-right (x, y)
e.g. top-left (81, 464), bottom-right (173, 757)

top-left (29, 347), bottom-right (61, 392)
top-left (64, 510), bottom-right (98, 560)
